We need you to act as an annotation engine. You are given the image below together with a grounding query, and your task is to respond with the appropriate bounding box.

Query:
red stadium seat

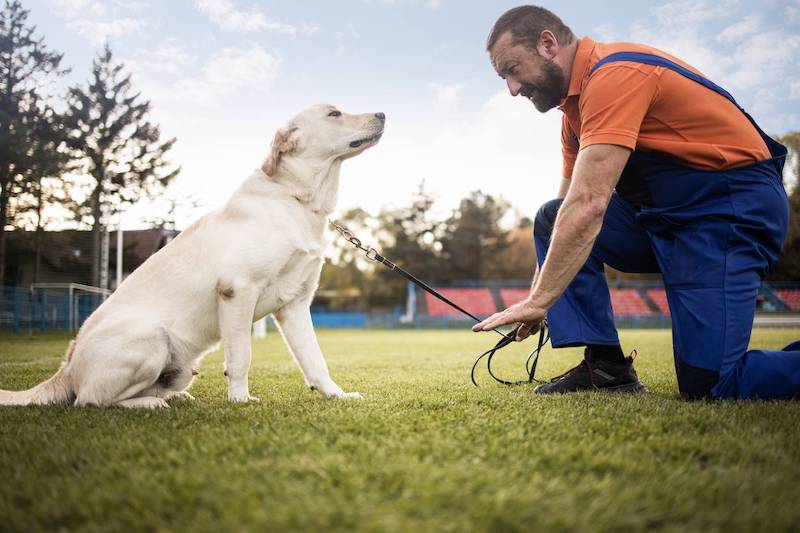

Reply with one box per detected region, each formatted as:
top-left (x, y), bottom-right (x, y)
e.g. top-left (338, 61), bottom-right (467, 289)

top-left (424, 288), bottom-right (497, 317)
top-left (775, 289), bottom-right (800, 311)
top-left (646, 288), bottom-right (671, 316)
top-left (499, 288), bottom-right (530, 308)
top-left (609, 288), bottom-right (651, 316)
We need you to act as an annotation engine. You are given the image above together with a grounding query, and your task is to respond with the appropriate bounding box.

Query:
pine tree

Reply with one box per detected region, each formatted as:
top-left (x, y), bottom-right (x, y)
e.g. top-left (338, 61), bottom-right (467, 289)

top-left (0, 0), bottom-right (67, 284)
top-left (64, 44), bottom-right (179, 287)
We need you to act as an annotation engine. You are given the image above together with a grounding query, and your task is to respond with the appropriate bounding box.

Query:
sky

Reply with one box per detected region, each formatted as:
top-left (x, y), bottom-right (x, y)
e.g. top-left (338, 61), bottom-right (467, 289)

top-left (23, 0), bottom-right (800, 229)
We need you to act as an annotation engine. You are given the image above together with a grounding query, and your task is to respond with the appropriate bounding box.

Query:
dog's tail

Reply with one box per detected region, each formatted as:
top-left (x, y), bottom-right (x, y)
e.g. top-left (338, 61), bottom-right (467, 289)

top-left (0, 340), bottom-right (76, 406)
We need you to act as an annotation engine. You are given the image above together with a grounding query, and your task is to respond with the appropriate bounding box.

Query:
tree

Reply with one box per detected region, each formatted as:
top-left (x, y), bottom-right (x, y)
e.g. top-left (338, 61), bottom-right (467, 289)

top-left (0, 0), bottom-right (67, 284)
top-left (493, 220), bottom-right (537, 280)
top-left (439, 190), bottom-right (510, 281)
top-left (370, 183), bottom-right (444, 307)
top-left (64, 44), bottom-right (179, 287)
top-left (770, 132), bottom-right (800, 280)
top-left (9, 103), bottom-right (70, 282)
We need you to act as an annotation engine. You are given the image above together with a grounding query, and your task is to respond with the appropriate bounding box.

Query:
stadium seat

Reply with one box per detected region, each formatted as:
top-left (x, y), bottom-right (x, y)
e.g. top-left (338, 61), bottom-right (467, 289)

top-left (646, 288), bottom-right (671, 316)
top-left (424, 288), bottom-right (497, 317)
top-left (775, 289), bottom-right (800, 311)
top-left (499, 288), bottom-right (530, 308)
top-left (609, 288), bottom-right (651, 316)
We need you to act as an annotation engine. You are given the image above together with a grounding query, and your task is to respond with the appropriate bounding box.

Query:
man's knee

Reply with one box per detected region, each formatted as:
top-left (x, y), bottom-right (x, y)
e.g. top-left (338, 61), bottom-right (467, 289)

top-left (676, 361), bottom-right (719, 400)
top-left (534, 199), bottom-right (563, 239)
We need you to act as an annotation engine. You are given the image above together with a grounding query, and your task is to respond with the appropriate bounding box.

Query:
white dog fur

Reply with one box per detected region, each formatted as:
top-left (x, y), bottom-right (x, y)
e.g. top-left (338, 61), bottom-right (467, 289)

top-left (0, 104), bottom-right (384, 408)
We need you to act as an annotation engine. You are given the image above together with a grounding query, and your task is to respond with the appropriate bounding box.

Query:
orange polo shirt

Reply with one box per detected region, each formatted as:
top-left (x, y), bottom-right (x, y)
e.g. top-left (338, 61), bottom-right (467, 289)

top-left (560, 37), bottom-right (770, 179)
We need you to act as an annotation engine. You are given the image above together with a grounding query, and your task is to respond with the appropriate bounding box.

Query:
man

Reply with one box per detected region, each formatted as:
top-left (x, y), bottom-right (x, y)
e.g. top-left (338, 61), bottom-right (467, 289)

top-left (473, 5), bottom-right (800, 399)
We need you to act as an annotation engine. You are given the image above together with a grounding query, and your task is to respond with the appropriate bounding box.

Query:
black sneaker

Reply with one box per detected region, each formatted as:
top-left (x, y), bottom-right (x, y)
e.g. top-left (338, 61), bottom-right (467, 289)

top-left (534, 351), bottom-right (646, 394)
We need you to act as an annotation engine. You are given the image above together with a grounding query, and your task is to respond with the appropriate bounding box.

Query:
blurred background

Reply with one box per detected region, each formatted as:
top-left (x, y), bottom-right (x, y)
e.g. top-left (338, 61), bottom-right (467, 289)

top-left (2, 0), bottom-right (800, 333)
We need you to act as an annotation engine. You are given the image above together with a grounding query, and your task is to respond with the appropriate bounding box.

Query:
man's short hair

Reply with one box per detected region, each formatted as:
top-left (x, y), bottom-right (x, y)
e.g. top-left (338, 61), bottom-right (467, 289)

top-left (486, 5), bottom-right (576, 52)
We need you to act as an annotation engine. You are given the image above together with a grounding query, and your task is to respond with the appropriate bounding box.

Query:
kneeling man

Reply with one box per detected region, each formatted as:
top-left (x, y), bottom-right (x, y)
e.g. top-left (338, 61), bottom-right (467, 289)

top-left (474, 5), bottom-right (799, 399)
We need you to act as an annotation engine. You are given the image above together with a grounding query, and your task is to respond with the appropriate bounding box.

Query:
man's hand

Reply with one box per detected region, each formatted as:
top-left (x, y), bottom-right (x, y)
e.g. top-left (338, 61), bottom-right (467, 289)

top-left (472, 298), bottom-right (546, 339)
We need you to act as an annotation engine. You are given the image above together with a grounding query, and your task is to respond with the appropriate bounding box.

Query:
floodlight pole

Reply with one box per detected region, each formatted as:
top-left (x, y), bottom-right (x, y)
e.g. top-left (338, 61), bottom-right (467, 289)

top-left (116, 211), bottom-right (123, 290)
top-left (99, 170), bottom-right (110, 296)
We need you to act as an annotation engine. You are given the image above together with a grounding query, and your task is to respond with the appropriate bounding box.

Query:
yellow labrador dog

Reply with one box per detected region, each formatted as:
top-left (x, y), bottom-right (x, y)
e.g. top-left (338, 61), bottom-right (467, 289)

top-left (0, 104), bottom-right (384, 408)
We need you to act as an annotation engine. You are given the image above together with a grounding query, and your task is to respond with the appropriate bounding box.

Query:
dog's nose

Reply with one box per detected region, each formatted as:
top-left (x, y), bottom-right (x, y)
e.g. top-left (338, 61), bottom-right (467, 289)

top-left (375, 112), bottom-right (386, 121)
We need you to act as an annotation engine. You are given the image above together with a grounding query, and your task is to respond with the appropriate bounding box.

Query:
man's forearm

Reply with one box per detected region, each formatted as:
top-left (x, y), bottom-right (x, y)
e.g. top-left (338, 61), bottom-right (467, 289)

top-left (529, 193), bottom-right (605, 310)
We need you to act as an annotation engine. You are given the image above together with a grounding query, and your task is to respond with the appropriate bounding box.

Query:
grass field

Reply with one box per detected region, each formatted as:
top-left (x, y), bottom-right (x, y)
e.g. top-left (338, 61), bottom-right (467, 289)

top-left (1, 328), bottom-right (799, 532)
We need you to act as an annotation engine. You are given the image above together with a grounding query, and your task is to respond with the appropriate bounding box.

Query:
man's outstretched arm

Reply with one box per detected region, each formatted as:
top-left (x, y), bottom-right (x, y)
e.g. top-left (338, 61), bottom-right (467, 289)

top-left (473, 143), bottom-right (631, 333)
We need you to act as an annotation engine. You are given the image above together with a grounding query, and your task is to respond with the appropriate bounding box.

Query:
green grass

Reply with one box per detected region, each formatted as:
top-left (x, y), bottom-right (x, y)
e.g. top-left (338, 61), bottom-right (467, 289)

top-left (1, 328), bottom-right (799, 532)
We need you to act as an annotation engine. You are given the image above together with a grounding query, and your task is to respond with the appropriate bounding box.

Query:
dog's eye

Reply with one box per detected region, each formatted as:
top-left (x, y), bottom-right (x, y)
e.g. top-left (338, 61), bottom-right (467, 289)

top-left (328, 110), bottom-right (341, 117)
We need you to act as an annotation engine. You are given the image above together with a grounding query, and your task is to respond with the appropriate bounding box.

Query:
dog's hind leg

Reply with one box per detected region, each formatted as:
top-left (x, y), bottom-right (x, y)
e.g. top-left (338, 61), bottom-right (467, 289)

top-left (72, 331), bottom-right (170, 407)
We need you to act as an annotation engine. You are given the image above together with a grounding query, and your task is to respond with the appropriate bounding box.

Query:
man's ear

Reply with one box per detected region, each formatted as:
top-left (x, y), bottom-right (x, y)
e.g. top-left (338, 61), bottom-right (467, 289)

top-left (262, 127), bottom-right (298, 176)
top-left (536, 29), bottom-right (559, 59)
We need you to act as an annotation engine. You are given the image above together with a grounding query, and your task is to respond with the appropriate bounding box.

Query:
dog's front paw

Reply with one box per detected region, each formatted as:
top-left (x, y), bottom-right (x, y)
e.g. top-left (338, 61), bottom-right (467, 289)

top-left (328, 390), bottom-right (364, 400)
top-left (342, 391), bottom-right (363, 400)
top-left (170, 391), bottom-right (195, 401)
top-left (228, 391), bottom-right (260, 403)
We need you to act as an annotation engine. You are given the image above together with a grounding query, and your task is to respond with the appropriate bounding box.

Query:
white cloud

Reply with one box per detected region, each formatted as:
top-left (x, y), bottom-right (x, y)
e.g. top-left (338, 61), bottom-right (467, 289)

top-left (724, 31), bottom-right (800, 92)
top-left (193, 0), bottom-right (295, 34)
top-left (52, 0), bottom-right (105, 18)
top-left (68, 18), bottom-right (144, 46)
top-left (122, 41), bottom-right (197, 77)
top-left (130, 45), bottom-right (281, 107)
top-left (51, 0), bottom-right (144, 45)
top-left (430, 82), bottom-right (463, 110)
top-left (717, 14), bottom-right (761, 43)
top-left (651, 0), bottom-right (738, 28)
top-left (592, 23), bottom-right (617, 42)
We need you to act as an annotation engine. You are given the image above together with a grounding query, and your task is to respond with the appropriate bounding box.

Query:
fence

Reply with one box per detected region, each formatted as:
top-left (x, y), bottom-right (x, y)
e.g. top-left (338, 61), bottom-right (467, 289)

top-left (0, 285), bottom-right (107, 334)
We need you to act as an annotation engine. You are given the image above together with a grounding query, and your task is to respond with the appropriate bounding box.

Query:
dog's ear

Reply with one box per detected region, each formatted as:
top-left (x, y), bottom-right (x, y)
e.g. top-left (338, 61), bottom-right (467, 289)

top-left (262, 127), bottom-right (298, 177)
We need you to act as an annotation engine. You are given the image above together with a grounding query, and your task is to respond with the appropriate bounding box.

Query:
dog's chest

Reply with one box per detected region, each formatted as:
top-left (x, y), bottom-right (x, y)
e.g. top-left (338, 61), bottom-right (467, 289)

top-left (252, 238), bottom-right (326, 320)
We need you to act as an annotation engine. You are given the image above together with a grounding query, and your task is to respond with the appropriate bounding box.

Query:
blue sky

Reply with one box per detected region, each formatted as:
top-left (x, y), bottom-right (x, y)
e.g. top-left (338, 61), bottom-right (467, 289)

top-left (25, 0), bottom-right (800, 228)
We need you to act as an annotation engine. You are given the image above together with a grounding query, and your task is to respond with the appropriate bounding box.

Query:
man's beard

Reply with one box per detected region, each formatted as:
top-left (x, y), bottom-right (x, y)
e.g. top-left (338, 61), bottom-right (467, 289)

top-left (520, 58), bottom-right (566, 112)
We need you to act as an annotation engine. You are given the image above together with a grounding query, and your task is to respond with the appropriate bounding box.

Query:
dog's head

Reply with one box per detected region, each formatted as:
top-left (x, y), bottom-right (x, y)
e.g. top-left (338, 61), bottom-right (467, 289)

top-left (262, 104), bottom-right (385, 177)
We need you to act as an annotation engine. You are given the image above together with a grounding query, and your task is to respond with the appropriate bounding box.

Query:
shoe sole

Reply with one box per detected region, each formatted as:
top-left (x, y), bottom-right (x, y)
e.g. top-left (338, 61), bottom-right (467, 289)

top-left (535, 381), bottom-right (647, 395)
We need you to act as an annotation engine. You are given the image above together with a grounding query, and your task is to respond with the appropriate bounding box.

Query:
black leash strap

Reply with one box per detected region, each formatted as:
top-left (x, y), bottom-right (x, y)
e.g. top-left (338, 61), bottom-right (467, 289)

top-left (329, 219), bottom-right (550, 387)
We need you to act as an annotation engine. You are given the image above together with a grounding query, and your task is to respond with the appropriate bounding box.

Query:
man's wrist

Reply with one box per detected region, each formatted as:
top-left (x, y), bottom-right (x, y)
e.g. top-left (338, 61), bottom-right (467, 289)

top-left (525, 293), bottom-right (549, 317)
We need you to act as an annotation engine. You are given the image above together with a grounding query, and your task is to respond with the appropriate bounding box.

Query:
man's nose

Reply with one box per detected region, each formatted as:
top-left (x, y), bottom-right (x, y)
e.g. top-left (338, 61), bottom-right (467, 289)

top-left (375, 112), bottom-right (386, 121)
top-left (507, 78), bottom-right (521, 96)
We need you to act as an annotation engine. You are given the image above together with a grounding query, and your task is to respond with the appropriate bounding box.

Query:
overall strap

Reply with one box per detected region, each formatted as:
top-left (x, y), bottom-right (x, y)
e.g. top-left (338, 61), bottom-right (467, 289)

top-left (591, 52), bottom-right (739, 106)
top-left (590, 51), bottom-right (787, 165)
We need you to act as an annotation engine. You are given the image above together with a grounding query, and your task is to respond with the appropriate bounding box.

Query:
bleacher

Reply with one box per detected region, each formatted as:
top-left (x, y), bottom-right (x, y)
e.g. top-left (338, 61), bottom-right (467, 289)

top-left (774, 289), bottom-right (800, 311)
top-left (424, 288), bottom-right (497, 317)
top-left (415, 282), bottom-right (800, 327)
top-left (504, 287), bottom-right (652, 317)
top-left (610, 288), bottom-right (651, 316)
top-left (499, 288), bottom-right (529, 308)
top-left (646, 288), bottom-right (671, 315)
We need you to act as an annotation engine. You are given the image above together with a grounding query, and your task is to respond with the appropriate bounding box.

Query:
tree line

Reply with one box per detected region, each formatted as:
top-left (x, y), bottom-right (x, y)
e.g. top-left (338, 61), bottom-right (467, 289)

top-left (319, 184), bottom-right (538, 310)
top-left (0, 1), bottom-right (178, 286)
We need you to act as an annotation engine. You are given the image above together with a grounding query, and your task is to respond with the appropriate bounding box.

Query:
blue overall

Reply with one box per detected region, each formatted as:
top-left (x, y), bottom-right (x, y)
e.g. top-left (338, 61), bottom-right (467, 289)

top-left (534, 52), bottom-right (800, 399)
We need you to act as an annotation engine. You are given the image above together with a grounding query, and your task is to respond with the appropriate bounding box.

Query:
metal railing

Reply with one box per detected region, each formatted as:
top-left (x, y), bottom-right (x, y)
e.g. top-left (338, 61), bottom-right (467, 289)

top-left (0, 285), bottom-right (108, 334)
